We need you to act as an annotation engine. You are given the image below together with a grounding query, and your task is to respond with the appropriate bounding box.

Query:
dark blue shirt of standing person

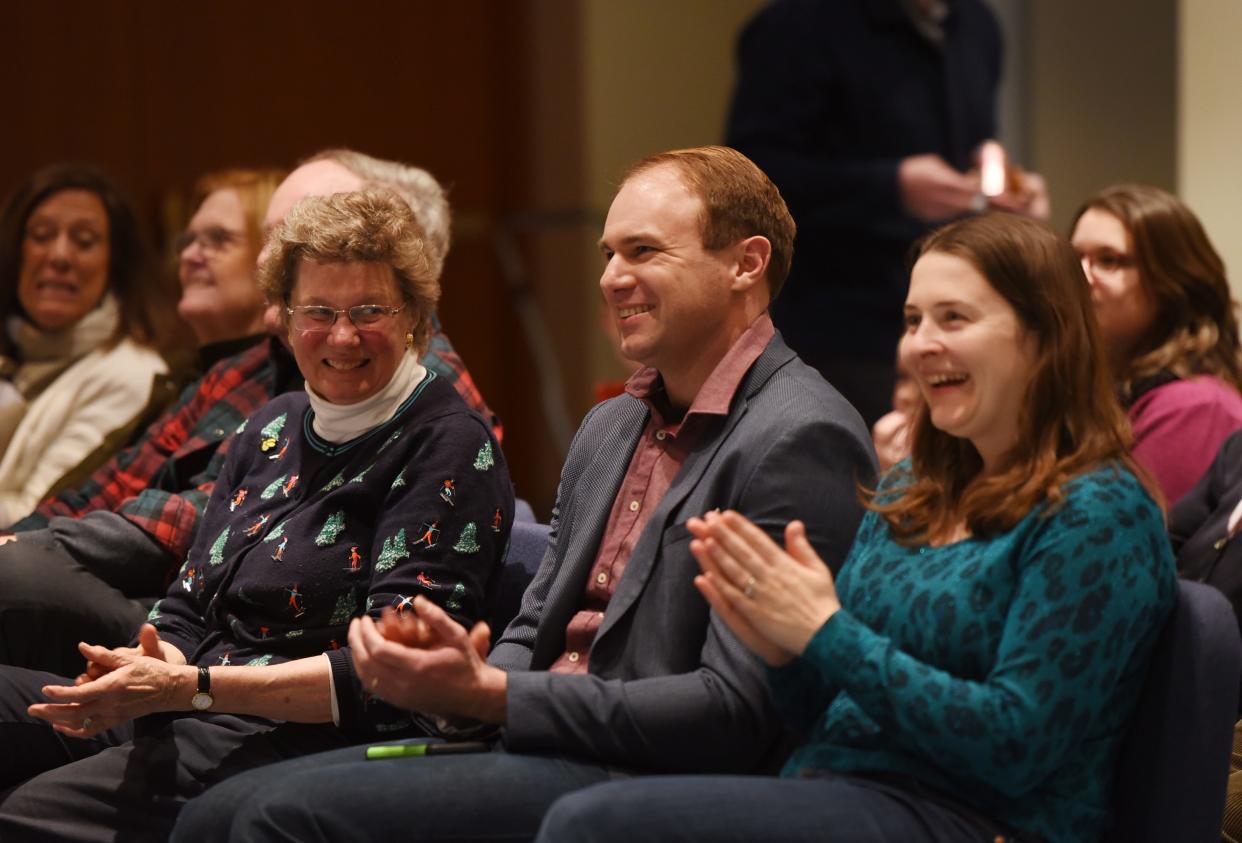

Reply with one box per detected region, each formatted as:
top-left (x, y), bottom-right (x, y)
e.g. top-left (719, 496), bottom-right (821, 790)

top-left (725, 0), bottom-right (1001, 422)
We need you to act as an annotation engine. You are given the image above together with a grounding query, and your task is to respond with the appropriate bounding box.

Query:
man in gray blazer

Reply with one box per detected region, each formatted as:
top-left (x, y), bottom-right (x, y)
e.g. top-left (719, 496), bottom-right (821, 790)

top-left (172, 146), bottom-right (877, 842)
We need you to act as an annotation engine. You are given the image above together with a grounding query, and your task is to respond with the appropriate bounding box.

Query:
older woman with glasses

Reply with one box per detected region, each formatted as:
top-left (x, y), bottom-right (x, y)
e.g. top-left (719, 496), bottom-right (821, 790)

top-left (174, 168), bottom-right (285, 350)
top-left (0, 188), bottom-right (514, 841)
top-left (1070, 185), bottom-right (1242, 504)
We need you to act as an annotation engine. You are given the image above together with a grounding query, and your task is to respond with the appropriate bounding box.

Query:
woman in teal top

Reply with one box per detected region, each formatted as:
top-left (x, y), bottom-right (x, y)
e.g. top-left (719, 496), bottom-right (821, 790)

top-left (534, 213), bottom-right (1177, 843)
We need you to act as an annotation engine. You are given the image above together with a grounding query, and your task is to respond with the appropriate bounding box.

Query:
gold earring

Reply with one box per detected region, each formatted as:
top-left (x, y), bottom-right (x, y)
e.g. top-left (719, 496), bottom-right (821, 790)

top-left (405, 332), bottom-right (415, 350)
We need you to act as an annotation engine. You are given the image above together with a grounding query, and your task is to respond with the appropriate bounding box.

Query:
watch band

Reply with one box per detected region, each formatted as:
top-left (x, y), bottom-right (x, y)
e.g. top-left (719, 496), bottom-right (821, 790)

top-left (191, 665), bottom-right (215, 711)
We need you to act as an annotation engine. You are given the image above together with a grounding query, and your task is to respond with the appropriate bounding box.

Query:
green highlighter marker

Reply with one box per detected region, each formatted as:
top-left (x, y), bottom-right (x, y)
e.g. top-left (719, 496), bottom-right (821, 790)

top-left (366, 741), bottom-right (490, 760)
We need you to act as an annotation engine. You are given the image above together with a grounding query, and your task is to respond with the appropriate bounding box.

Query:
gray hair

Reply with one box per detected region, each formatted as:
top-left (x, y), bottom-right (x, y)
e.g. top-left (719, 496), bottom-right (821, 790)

top-left (258, 189), bottom-right (439, 355)
top-left (304, 149), bottom-right (451, 278)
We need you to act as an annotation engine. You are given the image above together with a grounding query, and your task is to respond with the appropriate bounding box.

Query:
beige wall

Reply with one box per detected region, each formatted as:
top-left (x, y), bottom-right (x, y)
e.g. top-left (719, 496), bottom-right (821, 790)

top-left (579, 0), bottom-right (766, 383)
top-left (582, 0), bottom-right (764, 208)
top-left (1179, 0), bottom-right (1242, 297)
top-left (1027, 0), bottom-right (1177, 232)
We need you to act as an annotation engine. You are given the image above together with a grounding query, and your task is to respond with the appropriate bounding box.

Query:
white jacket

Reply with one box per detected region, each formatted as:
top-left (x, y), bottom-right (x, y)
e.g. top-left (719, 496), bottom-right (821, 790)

top-left (0, 338), bottom-right (168, 524)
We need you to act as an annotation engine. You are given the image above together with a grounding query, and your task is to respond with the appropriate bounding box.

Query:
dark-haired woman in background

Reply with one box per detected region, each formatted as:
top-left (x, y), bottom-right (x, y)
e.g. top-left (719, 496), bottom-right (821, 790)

top-left (535, 213), bottom-right (1175, 843)
top-left (0, 163), bottom-right (179, 522)
top-left (1070, 184), bottom-right (1242, 505)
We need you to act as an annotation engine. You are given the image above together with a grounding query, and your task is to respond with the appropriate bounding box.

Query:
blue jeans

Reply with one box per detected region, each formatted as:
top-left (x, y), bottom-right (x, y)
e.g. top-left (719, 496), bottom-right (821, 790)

top-left (535, 774), bottom-right (1028, 843)
top-left (172, 739), bottom-right (617, 842)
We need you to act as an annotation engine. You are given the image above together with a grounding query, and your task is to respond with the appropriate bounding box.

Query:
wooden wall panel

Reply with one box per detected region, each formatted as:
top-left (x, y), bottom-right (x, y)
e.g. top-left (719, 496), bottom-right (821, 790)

top-left (0, 1), bottom-right (560, 513)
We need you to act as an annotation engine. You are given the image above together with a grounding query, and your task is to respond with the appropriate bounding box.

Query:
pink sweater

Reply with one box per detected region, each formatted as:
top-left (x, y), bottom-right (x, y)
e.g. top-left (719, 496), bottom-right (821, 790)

top-left (1129, 375), bottom-right (1242, 505)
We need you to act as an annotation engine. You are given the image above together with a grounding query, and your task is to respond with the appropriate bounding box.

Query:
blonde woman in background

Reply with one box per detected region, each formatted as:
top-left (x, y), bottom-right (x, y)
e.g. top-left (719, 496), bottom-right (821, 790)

top-left (174, 168), bottom-right (286, 350)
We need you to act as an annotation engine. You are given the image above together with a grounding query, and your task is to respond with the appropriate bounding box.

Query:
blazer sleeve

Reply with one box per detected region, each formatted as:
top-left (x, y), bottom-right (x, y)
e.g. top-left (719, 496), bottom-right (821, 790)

top-left (500, 413), bottom-right (876, 773)
top-left (1169, 428), bottom-right (1242, 554)
top-left (488, 402), bottom-right (607, 672)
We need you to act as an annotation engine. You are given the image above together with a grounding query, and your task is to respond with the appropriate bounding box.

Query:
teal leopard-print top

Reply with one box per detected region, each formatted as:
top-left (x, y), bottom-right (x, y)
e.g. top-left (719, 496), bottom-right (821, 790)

top-left (771, 463), bottom-right (1176, 843)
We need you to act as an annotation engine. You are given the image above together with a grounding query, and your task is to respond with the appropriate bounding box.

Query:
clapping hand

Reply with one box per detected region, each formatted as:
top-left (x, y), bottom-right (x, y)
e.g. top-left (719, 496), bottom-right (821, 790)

top-left (350, 599), bottom-right (505, 722)
top-left (29, 625), bottom-right (183, 737)
top-left (689, 511), bottom-right (841, 666)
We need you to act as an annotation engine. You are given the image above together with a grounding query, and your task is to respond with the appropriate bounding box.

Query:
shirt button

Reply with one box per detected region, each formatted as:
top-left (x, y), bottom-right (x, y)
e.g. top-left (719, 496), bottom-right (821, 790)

top-left (596, 571), bottom-right (608, 585)
top-left (655, 430), bottom-right (667, 441)
top-left (568, 651), bottom-right (580, 662)
top-left (628, 500), bottom-right (640, 512)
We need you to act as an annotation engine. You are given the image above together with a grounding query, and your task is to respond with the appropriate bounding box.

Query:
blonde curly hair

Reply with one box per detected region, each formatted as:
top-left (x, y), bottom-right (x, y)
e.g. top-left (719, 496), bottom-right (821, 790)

top-left (258, 188), bottom-right (439, 354)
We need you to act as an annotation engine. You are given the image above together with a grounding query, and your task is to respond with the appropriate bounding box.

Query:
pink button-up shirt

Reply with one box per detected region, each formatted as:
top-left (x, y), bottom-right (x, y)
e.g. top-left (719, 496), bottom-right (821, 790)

top-left (549, 313), bottom-right (775, 673)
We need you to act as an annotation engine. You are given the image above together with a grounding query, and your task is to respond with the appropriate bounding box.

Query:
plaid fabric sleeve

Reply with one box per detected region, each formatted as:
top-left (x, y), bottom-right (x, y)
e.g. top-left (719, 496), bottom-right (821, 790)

top-left (15, 345), bottom-right (276, 568)
top-left (423, 320), bottom-right (503, 443)
top-left (114, 351), bottom-right (276, 562)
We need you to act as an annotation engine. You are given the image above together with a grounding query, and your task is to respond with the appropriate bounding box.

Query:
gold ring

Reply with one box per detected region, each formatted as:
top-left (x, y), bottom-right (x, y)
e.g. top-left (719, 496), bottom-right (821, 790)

top-left (370, 677), bottom-right (380, 692)
top-left (743, 576), bottom-right (757, 599)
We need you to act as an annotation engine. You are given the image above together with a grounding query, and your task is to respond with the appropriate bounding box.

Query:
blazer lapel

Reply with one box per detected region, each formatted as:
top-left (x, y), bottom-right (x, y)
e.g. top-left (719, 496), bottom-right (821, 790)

top-left (532, 398), bottom-right (648, 662)
top-left (595, 335), bottom-right (797, 640)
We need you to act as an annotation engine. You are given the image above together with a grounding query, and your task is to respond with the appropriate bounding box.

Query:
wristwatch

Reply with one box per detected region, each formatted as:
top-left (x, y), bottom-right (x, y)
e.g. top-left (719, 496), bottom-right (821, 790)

top-left (190, 666), bottom-right (214, 711)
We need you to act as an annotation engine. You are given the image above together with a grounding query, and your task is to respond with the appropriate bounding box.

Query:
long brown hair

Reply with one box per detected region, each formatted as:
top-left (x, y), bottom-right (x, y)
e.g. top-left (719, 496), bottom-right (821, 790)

top-left (1071, 184), bottom-right (1242, 400)
top-left (872, 213), bottom-right (1151, 545)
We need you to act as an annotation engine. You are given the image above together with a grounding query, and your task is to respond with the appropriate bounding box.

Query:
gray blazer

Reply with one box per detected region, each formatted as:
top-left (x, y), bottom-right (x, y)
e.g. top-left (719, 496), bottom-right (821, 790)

top-left (491, 333), bottom-right (876, 773)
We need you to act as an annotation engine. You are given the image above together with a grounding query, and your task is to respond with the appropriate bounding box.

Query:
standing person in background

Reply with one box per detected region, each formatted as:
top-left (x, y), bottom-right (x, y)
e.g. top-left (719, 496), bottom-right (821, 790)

top-left (725, 0), bottom-right (1048, 425)
top-left (0, 163), bottom-right (180, 523)
top-left (1070, 184), bottom-right (1242, 505)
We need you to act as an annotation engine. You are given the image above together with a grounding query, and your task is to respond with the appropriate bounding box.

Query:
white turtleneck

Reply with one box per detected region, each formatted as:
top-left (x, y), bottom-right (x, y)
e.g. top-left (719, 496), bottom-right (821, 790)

top-left (304, 350), bottom-right (427, 443)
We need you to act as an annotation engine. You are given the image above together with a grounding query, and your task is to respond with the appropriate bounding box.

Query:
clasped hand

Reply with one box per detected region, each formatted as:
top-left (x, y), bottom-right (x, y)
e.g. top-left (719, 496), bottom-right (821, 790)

top-left (27, 624), bottom-right (183, 738)
top-left (349, 596), bottom-right (507, 723)
top-left (689, 511), bottom-right (841, 666)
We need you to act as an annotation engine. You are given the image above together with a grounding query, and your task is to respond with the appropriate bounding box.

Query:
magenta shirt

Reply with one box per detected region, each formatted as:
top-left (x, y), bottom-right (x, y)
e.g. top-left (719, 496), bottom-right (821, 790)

top-left (1129, 375), bottom-right (1242, 505)
top-left (548, 314), bottom-right (775, 674)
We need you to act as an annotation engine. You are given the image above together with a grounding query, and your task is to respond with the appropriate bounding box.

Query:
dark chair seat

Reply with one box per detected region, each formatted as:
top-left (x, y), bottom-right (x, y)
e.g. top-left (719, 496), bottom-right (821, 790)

top-left (1103, 580), bottom-right (1242, 843)
top-left (485, 519), bottom-right (549, 645)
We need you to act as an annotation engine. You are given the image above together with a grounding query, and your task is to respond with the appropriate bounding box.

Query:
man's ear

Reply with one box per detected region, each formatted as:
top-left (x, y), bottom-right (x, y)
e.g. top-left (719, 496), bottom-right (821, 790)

top-left (731, 235), bottom-right (772, 293)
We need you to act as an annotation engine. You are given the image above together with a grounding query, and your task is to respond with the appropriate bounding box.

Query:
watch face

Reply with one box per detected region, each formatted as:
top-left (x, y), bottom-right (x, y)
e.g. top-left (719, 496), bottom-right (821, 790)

top-left (191, 691), bottom-right (214, 711)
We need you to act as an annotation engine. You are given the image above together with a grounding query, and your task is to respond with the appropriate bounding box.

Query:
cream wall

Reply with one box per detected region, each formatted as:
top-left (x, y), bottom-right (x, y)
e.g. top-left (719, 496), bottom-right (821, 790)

top-left (582, 0), bottom-right (765, 208)
top-left (580, 0), bottom-right (766, 382)
top-left (1179, 0), bottom-right (1242, 297)
top-left (1027, 0), bottom-right (1177, 232)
